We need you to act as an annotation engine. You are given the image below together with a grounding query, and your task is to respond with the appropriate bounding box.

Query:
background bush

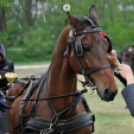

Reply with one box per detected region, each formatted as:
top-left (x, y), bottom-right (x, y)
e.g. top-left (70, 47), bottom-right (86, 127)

top-left (0, 0), bottom-right (134, 63)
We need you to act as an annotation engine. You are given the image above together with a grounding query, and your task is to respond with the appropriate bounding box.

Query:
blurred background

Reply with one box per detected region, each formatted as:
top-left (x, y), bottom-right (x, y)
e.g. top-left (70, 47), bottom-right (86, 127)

top-left (0, 0), bottom-right (134, 133)
top-left (0, 0), bottom-right (134, 63)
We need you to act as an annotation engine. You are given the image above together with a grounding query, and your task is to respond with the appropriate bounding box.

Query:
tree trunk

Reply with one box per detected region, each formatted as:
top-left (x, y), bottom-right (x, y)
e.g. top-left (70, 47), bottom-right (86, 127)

top-left (0, 7), bottom-right (7, 32)
top-left (107, 1), bottom-right (113, 21)
top-left (101, 0), bottom-right (106, 20)
top-left (25, 0), bottom-right (33, 28)
top-left (121, 1), bottom-right (126, 21)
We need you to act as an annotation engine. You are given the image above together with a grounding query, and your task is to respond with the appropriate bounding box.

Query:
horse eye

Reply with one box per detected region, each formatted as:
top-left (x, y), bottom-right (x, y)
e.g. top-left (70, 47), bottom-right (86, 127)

top-left (83, 45), bottom-right (90, 52)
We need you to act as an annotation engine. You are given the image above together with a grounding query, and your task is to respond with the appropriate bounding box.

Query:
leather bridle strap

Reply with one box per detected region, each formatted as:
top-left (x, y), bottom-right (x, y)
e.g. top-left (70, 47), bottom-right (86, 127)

top-left (75, 27), bottom-right (101, 35)
top-left (85, 64), bottom-right (111, 75)
top-left (74, 43), bottom-right (111, 88)
top-left (71, 25), bottom-right (111, 88)
top-left (74, 46), bottom-right (94, 87)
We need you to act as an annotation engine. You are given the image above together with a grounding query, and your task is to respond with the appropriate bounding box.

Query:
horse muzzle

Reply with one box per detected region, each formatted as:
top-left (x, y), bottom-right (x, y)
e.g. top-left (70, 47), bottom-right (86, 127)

top-left (96, 87), bottom-right (118, 102)
top-left (101, 88), bottom-right (118, 102)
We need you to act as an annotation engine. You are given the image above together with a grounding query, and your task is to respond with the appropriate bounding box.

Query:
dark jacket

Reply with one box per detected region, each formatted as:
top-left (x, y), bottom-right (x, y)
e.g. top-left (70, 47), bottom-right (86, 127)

top-left (115, 72), bottom-right (134, 116)
top-left (121, 84), bottom-right (134, 116)
top-left (0, 43), bottom-right (14, 95)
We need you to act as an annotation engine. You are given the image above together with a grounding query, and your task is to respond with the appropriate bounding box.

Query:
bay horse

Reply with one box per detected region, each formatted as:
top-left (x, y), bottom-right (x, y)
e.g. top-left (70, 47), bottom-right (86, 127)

top-left (6, 5), bottom-right (118, 134)
top-left (122, 45), bottom-right (134, 72)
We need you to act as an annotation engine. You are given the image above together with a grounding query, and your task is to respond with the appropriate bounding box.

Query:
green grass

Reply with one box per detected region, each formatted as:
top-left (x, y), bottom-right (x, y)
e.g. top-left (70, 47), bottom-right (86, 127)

top-left (78, 77), bottom-right (134, 134)
top-left (16, 67), bottom-right (134, 134)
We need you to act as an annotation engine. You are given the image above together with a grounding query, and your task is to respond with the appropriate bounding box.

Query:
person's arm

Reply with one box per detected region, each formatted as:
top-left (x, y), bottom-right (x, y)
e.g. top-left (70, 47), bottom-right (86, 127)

top-left (107, 50), bottom-right (127, 85)
top-left (122, 83), bottom-right (134, 116)
top-left (107, 50), bottom-right (134, 116)
top-left (115, 64), bottom-right (134, 116)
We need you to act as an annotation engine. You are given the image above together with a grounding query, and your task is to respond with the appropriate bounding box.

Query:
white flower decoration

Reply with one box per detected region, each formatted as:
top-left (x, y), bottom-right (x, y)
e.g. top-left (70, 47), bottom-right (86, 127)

top-left (63, 4), bottom-right (70, 12)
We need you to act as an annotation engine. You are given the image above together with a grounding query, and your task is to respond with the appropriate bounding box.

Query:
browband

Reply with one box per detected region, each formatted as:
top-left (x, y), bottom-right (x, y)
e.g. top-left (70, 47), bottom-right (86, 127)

top-left (75, 27), bottom-right (102, 36)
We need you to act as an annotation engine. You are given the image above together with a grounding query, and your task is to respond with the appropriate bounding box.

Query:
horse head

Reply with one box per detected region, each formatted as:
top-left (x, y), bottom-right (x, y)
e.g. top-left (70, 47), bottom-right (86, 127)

top-left (64, 5), bottom-right (117, 102)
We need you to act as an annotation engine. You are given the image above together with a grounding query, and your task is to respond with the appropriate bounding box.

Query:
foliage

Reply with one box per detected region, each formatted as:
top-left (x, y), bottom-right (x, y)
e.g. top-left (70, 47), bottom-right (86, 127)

top-left (0, 0), bottom-right (134, 63)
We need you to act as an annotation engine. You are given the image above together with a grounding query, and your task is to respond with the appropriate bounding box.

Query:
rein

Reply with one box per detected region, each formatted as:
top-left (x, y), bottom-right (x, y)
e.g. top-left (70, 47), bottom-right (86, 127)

top-left (0, 77), bottom-right (42, 110)
top-left (20, 89), bottom-right (87, 101)
top-left (4, 79), bottom-right (30, 100)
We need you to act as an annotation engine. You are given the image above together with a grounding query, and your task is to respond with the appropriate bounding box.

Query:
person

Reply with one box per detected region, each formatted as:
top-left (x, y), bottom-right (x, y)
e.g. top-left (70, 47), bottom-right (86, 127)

top-left (107, 50), bottom-right (134, 116)
top-left (0, 43), bottom-right (14, 112)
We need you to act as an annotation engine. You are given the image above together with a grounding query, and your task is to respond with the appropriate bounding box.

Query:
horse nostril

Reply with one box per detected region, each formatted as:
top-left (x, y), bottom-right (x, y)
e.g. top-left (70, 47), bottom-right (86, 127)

top-left (104, 88), bottom-right (116, 101)
top-left (104, 88), bottom-right (111, 95)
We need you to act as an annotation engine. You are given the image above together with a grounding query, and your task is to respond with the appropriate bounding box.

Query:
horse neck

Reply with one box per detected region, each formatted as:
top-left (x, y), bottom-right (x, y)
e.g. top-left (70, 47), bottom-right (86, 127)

top-left (48, 26), bottom-right (77, 111)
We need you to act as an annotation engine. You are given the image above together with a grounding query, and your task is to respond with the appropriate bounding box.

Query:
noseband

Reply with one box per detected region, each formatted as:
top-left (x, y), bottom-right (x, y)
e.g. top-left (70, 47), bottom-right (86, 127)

top-left (64, 18), bottom-right (111, 89)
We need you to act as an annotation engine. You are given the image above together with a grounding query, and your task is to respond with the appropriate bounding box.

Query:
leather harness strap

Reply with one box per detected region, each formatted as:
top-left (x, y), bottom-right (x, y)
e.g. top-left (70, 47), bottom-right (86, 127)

top-left (18, 74), bottom-right (46, 130)
top-left (22, 112), bottom-right (95, 134)
top-left (20, 89), bottom-right (87, 101)
top-left (75, 27), bottom-right (101, 35)
top-left (5, 79), bottom-right (30, 100)
top-left (43, 69), bottom-right (86, 130)
top-left (15, 78), bottom-right (30, 86)
top-left (85, 64), bottom-right (111, 75)
top-left (19, 68), bottom-right (95, 134)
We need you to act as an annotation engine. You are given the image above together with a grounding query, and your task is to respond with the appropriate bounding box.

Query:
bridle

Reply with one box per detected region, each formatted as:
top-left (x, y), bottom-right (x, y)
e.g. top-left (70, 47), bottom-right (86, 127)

top-left (64, 17), bottom-right (111, 89)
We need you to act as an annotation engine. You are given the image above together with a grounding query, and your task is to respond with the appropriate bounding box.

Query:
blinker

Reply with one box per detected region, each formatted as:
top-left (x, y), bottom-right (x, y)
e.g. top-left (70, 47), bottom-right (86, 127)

top-left (64, 18), bottom-right (102, 57)
top-left (75, 40), bottom-right (83, 57)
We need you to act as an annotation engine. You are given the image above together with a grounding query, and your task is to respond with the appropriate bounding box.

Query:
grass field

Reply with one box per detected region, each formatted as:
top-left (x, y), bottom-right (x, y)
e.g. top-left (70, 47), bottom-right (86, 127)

top-left (78, 76), bottom-right (134, 134)
top-left (14, 63), bottom-right (134, 134)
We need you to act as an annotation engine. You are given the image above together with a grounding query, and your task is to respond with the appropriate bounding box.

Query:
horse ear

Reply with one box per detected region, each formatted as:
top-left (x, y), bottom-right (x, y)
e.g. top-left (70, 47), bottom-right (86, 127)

top-left (89, 5), bottom-right (98, 24)
top-left (66, 12), bottom-right (81, 29)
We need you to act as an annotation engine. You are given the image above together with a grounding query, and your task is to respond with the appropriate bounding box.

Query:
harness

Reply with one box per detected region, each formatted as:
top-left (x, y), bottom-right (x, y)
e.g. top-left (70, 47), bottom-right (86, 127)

top-left (18, 69), bottom-right (95, 134)
top-left (23, 112), bottom-right (94, 134)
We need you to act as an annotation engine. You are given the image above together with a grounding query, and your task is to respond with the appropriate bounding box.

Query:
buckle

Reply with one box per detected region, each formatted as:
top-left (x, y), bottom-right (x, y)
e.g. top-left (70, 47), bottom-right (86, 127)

top-left (40, 123), bottom-right (54, 134)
